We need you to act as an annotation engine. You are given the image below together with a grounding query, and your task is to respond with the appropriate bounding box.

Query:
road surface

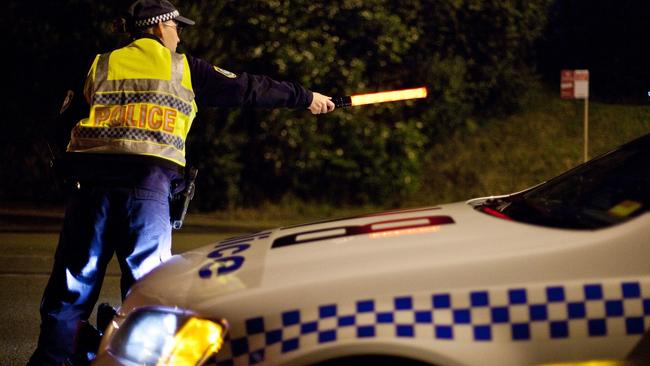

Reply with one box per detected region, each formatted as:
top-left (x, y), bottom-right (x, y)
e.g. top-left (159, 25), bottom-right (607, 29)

top-left (0, 219), bottom-right (256, 365)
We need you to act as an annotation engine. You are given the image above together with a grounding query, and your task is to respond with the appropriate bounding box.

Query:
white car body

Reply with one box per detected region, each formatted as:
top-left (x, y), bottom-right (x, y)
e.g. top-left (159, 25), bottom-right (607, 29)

top-left (93, 135), bottom-right (650, 366)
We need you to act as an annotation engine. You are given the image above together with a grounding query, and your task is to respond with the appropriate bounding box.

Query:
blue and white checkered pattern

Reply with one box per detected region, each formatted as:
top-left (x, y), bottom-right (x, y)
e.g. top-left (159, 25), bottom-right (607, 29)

top-left (210, 279), bottom-right (650, 366)
top-left (74, 126), bottom-right (184, 150)
top-left (94, 92), bottom-right (193, 116)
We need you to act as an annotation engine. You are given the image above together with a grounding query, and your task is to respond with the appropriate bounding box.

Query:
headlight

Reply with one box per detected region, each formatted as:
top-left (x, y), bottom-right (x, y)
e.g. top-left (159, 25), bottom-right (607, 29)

top-left (107, 306), bottom-right (227, 366)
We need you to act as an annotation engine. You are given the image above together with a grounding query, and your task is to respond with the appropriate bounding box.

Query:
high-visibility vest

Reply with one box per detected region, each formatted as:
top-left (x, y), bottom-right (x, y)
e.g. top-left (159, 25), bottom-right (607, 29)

top-left (68, 38), bottom-right (197, 167)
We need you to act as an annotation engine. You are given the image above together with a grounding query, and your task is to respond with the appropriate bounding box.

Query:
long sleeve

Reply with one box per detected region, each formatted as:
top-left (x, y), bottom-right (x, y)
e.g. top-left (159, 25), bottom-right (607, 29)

top-left (187, 55), bottom-right (313, 109)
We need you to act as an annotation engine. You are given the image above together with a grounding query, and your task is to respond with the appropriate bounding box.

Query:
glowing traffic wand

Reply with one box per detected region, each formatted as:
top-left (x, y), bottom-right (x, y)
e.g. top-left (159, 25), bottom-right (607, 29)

top-left (332, 87), bottom-right (428, 108)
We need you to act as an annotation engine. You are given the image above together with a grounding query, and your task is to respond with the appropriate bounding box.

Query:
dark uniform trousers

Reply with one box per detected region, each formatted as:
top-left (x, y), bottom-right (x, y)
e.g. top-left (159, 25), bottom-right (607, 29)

top-left (28, 167), bottom-right (175, 365)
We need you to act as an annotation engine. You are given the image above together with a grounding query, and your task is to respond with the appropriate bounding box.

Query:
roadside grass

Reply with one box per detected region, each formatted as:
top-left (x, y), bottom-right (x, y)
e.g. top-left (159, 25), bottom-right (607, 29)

top-left (187, 198), bottom-right (382, 229)
top-left (411, 89), bottom-right (650, 206)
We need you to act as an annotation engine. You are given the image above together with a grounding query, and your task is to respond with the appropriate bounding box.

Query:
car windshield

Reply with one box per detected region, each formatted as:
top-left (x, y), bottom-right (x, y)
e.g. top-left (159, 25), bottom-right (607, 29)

top-left (477, 134), bottom-right (650, 229)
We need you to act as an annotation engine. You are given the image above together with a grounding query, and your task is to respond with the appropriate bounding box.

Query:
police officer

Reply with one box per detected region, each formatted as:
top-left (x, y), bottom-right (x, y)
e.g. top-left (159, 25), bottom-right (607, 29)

top-left (28, 0), bottom-right (335, 364)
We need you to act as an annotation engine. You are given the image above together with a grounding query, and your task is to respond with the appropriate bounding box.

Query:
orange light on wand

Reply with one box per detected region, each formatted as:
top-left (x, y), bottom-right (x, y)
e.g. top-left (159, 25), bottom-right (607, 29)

top-left (332, 87), bottom-right (428, 108)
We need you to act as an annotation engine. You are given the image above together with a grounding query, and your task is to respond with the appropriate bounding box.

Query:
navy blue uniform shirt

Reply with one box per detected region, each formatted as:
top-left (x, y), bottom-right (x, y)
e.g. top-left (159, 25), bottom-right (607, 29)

top-left (187, 55), bottom-right (313, 109)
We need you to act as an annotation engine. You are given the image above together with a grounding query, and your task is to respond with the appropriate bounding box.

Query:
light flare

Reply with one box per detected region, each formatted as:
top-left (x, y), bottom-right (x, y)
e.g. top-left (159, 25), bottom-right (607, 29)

top-left (369, 225), bottom-right (441, 239)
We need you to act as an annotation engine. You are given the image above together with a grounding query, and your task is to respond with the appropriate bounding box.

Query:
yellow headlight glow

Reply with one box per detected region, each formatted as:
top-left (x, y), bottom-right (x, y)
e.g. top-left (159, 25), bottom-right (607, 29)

top-left (537, 361), bottom-right (625, 366)
top-left (157, 317), bottom-right (226, 366)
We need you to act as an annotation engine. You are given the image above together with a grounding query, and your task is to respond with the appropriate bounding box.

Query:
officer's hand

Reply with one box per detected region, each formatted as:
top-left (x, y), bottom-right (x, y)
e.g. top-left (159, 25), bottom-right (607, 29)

top-left (309, 92), bottom-right (335, 114)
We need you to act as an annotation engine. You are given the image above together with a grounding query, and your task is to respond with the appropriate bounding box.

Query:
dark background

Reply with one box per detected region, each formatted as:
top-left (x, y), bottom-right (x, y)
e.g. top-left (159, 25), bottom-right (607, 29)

top-left (2, 0), bottom-right (649, 209)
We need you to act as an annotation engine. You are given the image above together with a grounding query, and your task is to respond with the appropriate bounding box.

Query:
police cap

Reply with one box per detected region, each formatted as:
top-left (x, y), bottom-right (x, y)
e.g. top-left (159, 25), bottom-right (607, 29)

top-left (128, 0), bottom-right (195, 28)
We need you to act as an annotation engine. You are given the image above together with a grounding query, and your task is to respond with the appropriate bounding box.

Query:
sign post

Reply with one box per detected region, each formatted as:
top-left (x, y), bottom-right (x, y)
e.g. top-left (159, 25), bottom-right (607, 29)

top-left (561, 69), bottom-right (590, 162)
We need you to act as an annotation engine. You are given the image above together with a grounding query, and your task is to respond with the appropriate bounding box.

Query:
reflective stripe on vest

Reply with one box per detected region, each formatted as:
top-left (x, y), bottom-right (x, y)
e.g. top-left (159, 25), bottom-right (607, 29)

top-left (68, 38), bottom-right (197, 167)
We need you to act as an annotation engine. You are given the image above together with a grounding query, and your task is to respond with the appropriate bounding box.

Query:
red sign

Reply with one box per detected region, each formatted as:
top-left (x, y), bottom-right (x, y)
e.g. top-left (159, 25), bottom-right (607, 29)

top-left (561, 70), bottom-right (589, 99)
top-left (560, 70), bottom-right (574, 99)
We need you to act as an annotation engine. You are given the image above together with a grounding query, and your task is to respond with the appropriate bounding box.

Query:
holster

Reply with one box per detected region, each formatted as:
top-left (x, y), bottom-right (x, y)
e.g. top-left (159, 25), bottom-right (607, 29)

top-left (170, 167), bottom-right (198, 229)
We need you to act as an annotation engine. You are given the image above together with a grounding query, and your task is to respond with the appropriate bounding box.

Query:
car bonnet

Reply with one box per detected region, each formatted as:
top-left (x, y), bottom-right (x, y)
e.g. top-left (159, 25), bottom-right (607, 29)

top-left (120, 201), bottom-right (594, 315)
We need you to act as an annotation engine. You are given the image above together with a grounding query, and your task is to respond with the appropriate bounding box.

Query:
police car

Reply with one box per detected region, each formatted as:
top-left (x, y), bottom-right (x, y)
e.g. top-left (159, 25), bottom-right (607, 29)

top-left (92, 133), bottom-right (650, 366)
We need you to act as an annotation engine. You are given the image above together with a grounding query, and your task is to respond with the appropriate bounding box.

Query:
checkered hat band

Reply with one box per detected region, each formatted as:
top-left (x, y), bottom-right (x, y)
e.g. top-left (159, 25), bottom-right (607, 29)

top-left (74, 126), bottom-right (184, 151)
top-left (94, 93), bottom-right (193, 116)
top-left (213, 279), bottom-right (650, 366)
top-left (134, 10), bottom-right (179, 27)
